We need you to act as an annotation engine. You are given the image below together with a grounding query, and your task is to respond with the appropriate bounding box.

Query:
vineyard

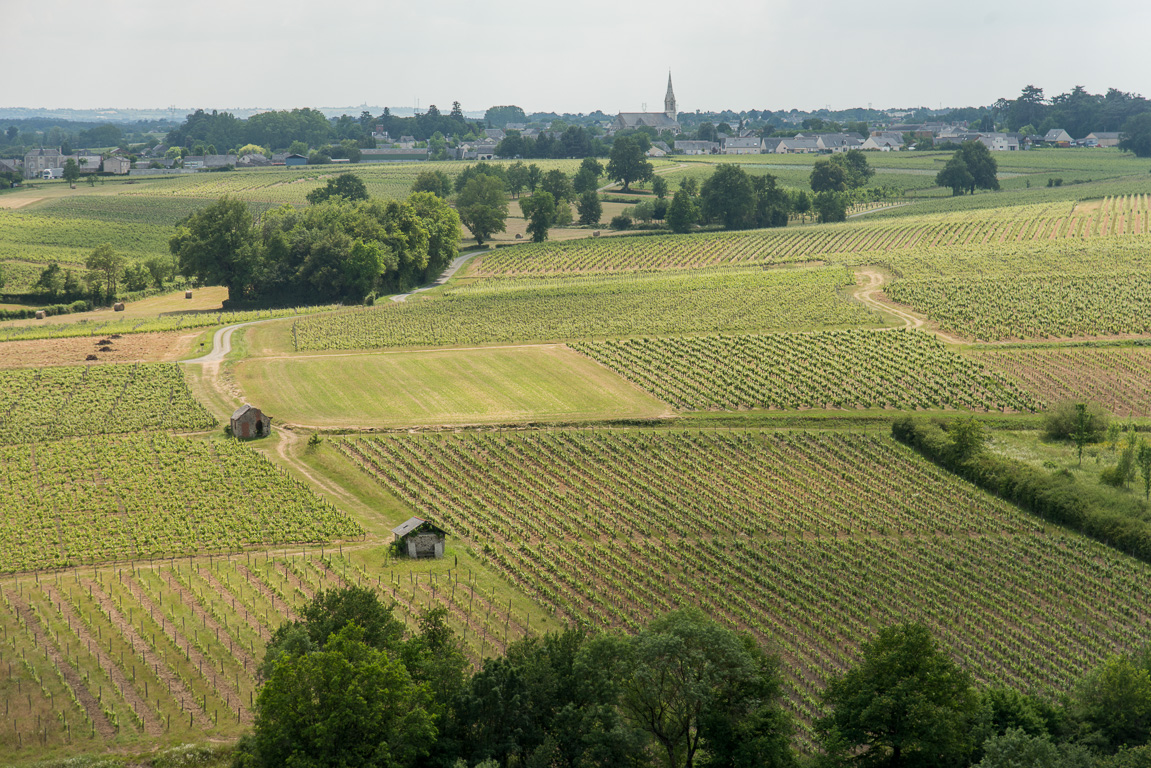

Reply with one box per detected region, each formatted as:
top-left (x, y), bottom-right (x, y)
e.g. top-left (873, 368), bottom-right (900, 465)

top-left (0, 546), bottom-right (531, 757)
top-left (26, 196), bottom-right (282, 227)
top-left (972, 344), bottom-right (1151, 416)
top-left (0, 434), bottom-right (362, 573)
top-left (292, 266), bottom-right (878, 351)
top-left (888, 273), bottom-right (1151, 341)
top-left (0, 303), bottom-right (340, 343)
top-left (332, 429), bottom-right (1151, 743)
top-left (572, 329), bottom-right (1038, 412)
top-left (0, 363), bottom-right (215, 444)
top-left (469, 196), bottom-right (1151, 277)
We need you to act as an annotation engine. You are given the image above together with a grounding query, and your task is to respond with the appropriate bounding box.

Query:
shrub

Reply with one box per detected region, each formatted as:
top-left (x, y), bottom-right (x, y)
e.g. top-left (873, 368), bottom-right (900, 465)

top-left (609, 214), bottom-right (632, 230)
top-left (1044, 401), bottom-right (1108, 441)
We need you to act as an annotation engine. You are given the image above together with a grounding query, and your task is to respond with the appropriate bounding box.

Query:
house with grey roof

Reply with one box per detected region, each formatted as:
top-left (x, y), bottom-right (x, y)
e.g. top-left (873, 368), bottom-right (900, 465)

top-left (774, 137), bottom-right (820, 154)
top-left (675, 140), bottom-right (718, 155)
top-left (860, 135), bottom-right (903, 151)
top-left (722, 136), bottom-right (763, 154)
top-left (1084, 131), bottom-right (1121, 148)
top-left (391, 517), bottom-right (446, 559)
top-left (1041, 129), bottom-right (1074, 146)
top-left (816, 134), bottom-right (864, 152)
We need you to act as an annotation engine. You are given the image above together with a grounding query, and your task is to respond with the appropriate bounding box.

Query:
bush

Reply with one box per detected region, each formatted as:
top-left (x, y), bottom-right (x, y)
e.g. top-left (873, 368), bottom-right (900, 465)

top-left (1044, 401), bottom-right (1108, 441)
top-left (609, 214), bottom-right (632, 230)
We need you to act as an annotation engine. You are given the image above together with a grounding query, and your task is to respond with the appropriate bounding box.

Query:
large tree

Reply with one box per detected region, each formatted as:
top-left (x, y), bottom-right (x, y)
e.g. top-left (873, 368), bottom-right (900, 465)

top-left (306, 172), bottom-right (369, 204)
top-left (520, 190), bottom-right (556, 242)
top-left (85, 243), bottom-right (127, 303)
top-left (576, 190), bottom-right (602, 226)
top-left (818, 623), bottom-right (979, 768)
top-left (700, 164), bottom-right (756, 230)
top-left (620, 608), bottom-right (793, 768)
top-left (666, 188), bottom-right (699, 234)
top-left (607, 135), bottom-right (653, 192)
top-left (170, 196), bottom-right (258, 300)
top-left (456, 173), bottom-right (508, 245)
top-left (1120, 113), bottom-right (1151, 158)
top-left (810, 158), bottom-right (848, 193)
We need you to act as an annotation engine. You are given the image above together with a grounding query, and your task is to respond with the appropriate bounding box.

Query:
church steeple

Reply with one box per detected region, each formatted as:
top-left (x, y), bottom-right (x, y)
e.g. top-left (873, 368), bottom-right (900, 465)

top-left (664, 71), bottom-right (677, 121)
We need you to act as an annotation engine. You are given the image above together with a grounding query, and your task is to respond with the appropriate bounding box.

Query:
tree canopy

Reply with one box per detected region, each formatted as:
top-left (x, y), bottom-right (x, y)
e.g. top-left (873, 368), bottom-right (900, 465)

top-left (306, 172), bottom-right (370, 205)
top-left (456, 174), bottom-right (509, 246)
top-left (935, 140), bottom-right (999, 196)
top-left (607, 136), bottom-right (653, 192)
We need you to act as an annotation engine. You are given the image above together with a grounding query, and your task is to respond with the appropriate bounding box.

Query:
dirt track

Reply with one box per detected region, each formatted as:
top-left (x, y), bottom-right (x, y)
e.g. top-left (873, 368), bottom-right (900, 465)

top-left (851, 267), bottom-right (964, 344)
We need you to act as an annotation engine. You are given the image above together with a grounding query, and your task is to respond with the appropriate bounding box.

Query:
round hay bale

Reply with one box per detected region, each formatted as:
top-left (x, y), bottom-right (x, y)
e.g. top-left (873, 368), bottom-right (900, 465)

top-left (35, 310), bottom-right (46, 319)
top-left (593, 231), bottom-right (601, 237)
top-left (113, 302), bottom-right (125, 312)
top-left (185, 290), bottom-right (193, 299)
top-left (86, 354), bottom-right (98, 361)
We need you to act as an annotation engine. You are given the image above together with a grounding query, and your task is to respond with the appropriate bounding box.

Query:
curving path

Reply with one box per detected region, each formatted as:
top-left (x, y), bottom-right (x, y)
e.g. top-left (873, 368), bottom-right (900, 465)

top-left (392, 249), bottom-right (485, 303)
top-left (852, 267), bottom-right (963, 344)
top-left (181, 320), bottom-right (264, 365)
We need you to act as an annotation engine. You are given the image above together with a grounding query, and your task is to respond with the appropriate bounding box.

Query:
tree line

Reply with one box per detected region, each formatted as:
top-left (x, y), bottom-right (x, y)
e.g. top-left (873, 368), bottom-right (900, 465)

top-left (170, 179), bottom-right (460, 304)
top-left (232, 584), bottom-right (1151, 768)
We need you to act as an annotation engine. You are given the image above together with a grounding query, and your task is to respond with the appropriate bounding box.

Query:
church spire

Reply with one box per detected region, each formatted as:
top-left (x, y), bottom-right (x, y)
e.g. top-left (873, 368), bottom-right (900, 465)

top-left (664, 71), bottom-right (677, 121)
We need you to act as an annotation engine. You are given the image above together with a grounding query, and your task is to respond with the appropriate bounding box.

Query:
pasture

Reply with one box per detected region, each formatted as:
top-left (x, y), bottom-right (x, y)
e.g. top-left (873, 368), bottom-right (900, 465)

top-left (234, 345), bottom-right (671, 427)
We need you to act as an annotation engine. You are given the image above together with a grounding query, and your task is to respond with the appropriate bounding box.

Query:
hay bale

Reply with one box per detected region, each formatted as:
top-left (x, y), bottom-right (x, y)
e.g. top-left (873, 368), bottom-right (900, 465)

top-left (35, 310), bottom-right (46, 319)
top-left (185, 290), bottom-right (193, 299)
top-left (593, 231), bottom-right (601, 237)
top-left (113, 302), bottom-right (125, 312)
top-left (86, 354), bottom-right (98, 361)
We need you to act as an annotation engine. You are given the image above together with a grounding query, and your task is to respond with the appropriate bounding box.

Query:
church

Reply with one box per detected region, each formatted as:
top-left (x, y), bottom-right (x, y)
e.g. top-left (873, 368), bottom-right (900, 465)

top-left (614, 73), bottom-right (681, 135)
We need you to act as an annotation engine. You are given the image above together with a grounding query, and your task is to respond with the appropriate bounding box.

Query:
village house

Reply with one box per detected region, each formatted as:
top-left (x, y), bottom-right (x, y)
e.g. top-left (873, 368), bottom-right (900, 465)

top-left (391, 517), bottom-right (447, 559)
top-left (675, 140), bottom-right (719, 155)
top-left (816, 133), bottom-right (864, 152)
top-left (230, 404), bottom-right (272, 439)
top-left (721, 136), bottom-right (762, 155)
top-left (1041, 129), bottom-right (1074, 147)
top-left (23, 147), bottom-right (65, 178)
top-left (1083, 131), bottom-right (1122, 148)
top-left (860, 135), bottom-right (903, 151)
top-left (774, 137), bottom-right (820, 154)
top-left (0, 158), bottom-right (23, 176)
top-left (103, 156), bottom-right (131, 174)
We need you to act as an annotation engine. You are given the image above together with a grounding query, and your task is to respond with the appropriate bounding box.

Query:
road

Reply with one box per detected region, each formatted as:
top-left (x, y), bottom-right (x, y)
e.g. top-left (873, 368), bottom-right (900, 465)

top-left (392, 249), bottom-right (485, 303)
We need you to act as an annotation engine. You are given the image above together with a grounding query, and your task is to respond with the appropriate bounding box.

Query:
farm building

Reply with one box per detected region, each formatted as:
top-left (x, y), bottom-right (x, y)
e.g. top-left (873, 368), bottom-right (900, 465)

top-left (284, 153), bottom-right (308, 167)
top-left (391, 517), bottom-right (447, 559)
top-left (231, 404), bottom-right (272, 439)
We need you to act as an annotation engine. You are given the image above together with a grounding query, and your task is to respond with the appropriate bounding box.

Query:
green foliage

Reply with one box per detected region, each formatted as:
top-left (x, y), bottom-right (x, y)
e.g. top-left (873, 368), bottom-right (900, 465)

top-left (576, 190), bottom-right (602, 226)
top-left (85, 242), bottom-right (126, 303)
top-left (456, 174), bottom-right (508, 245)
top-left (1120, 113), bottom-right (1151, 158)
top-left (813, 191), bottom-right (848, 223)
top-left (411, 169), bottom-right (452, 198)
top-left (701, 165), bottom-right (756, 229)
top-left (810, 158), bottom-right (848, 193)
top-left (818, 623), bottom-right (979, 768)
top-left (1043, 401), bottom-right (1111, 443)
top-left (936, 141), bottom-right (1000, 196)
top-left (607, 136), bottom-right (653, 191)
top-left (947, 417), bottom-right (988, 462)
top-left (306, 172), bottom-right (369, 204)
top-left (252, 624), bottom-right (436, 768)
top-left (974, 729), bottom-right (1095, 768)
top-left (520, 190), bottom-right (556, 242)
top-left (666, 188), bottom-right (698, 233)
top-left (169, 196), bottom-right (258, 300)
top-left (1071, 653), bottom-right (1151, 751)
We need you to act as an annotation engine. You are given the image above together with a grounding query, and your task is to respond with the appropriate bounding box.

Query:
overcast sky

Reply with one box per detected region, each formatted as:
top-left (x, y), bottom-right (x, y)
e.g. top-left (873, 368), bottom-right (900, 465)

top-left (4, 0), bottom-right (1148, 115)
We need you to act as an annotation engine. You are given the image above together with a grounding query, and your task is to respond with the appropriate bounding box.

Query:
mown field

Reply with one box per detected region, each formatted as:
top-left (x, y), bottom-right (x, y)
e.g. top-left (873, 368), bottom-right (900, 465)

top-left (292, 266), bottom-right (879, 351)
top-left (234, 345), bottom-right (671, 427)
top-left (572, 329), bottom-right (1038, 412)
top-left (333, 429), bottom-right (1151, 745)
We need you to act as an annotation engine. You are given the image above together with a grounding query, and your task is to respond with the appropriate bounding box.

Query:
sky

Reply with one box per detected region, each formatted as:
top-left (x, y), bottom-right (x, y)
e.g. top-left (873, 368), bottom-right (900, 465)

top-left (4, 0), bottom-right (1148, 115)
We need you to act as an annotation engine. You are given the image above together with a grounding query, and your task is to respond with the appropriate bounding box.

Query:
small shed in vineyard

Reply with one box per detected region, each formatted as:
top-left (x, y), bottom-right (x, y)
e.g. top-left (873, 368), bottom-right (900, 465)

top-left (391, 517), bottom-right (447, 559)
top-left (231, 404), bottom-right (272, 439)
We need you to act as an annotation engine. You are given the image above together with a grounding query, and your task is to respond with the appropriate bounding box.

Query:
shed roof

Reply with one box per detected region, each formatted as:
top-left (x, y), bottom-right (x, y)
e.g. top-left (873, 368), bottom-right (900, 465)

top-left (391, 516), bottom-right (448, 538)
top-left (231, 404), bottom-right (257, 420)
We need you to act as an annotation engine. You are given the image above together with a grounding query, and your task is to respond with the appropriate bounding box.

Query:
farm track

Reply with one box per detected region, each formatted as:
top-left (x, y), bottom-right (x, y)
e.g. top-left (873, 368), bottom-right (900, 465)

top-left (5, 587), bottom-right (117, 739)
top-left (851, 267), bottom-right (963, 344)
top-left (84, 578), bottom-right (213, 728)
top-left (42, 583), bottom-right (163, 736)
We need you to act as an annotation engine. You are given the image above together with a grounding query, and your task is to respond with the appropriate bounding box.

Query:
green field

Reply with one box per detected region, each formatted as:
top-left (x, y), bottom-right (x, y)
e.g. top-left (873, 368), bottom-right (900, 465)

top-left (573, 329), bottom-right (1038, 412)
top-left (333, 429), bottom-right (1151, 743)
top-left (0, 434), bottom-right (362, 572)
top-left (292, 265), bottom-right (880, 351)
top-left (235, 345), bottom-right (671, 427)
top-left (0, 363), bottom-right (215, 443)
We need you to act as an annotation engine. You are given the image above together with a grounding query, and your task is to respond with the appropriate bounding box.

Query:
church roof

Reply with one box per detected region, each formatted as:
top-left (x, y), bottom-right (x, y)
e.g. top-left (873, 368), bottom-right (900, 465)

top-left (616, 113), bottom-right (679, 129)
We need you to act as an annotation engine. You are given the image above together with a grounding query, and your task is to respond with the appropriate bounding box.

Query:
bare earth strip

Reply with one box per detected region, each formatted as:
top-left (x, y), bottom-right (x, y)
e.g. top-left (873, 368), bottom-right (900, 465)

top-left (43, 583), bottom-right (163, 735)
top-left (84, 579), bottom-right (213, 728)
top-left (4, 587), bottom-right (116, 738)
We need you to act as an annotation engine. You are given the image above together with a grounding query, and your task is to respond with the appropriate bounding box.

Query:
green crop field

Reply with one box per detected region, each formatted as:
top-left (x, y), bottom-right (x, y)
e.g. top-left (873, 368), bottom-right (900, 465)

top-left (0, 434), bottom-right (362, 573)
top-left (234, 345), bottom-right (671, 427)
top-left (333, 429), bottom-right (1151, 744)
top-left (573, 329), bottom-right (1037, 412)
top-left (470, 197), bottom-right (1151, 277)
top-left (971, 344), bottom-right (1151, 416)
top-left (0, 363), bottom-right (215, 443)
top-left (292, 266), bottom-right (879, 351)
top-left (888, 274), bottom-right (1151, 341)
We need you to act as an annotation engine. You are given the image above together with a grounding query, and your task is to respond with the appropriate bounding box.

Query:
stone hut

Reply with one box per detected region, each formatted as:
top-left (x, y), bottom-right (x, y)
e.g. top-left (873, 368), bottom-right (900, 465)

top-left (231, 404), bottom-right (272, 439)
top-left (391, 517), bottom-right (447, 559)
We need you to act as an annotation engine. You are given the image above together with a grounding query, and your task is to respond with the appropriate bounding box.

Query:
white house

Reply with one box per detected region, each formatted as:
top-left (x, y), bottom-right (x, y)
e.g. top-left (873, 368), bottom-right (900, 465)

top-left (861, 135), bottom-right (902, 151)
top-left (774, 137), bottom-right (820, 154)
top-left (722, 136), bottom-right (762, 154)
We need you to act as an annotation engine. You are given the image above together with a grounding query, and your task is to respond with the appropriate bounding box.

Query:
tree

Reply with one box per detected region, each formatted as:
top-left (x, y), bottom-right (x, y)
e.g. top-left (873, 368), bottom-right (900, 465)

top-left (1044, 401), bottom-right (1108, 444)
top-left (85, 243), bottom-right (126, 303)
top-left (652, 175), bottom-right (669, 200)
top-left (1138, 441), bottom-right (1151, 500)
top-left (701, 165), bottom-right (756, 230)
top-left (456, 174), bottom-right (508, 246)
top-left (818, 623), bottom-right (980, 768)
top-left (936, 155), bottom-right (975, 196)
top-left (621, 608), bottom-right (793, 768)
top-left (838, 150), bottom-right (875, 189)
top-left (505, 161), bottom-right (529, 197)
top-left (975, 729), bottom-right (1094, 768)
top-left (1120, 113), bottom-right (1151, 158)
top-left (947, 417), bottom-right (987, 462)
top-left (813, 191), bottom-right (848, 223)
top-left (956, 140), bottom-right (1000, 192)
top-left (62, 159), bottom-right (80, 185)
top-left (252, 623), bottom-right (436, 768)
top-left (520, 190), bottom-right (556, 243)
top-left (526, 163), bottom-right (543, 193)
top-left (1071, 653), bottom-right (1151, 752)
top-left (169, 196), bottom-right (259, 301)
top-left (307, 172), bottom-right (369, 204)
top-left (411, 169), bottom-right (452, 198)
top-left (667, 188), bottom-right (699, 234)
top-left (576, 191), bottom-right (602, 226)
top-left (607, 136), bottom-right (653, 192)
top-left (540, 169), bottom-right (574, 203)
top-left (237, 143), bottom-right (269, 158)
top-left (810, 159), bottom-right (848, 193)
